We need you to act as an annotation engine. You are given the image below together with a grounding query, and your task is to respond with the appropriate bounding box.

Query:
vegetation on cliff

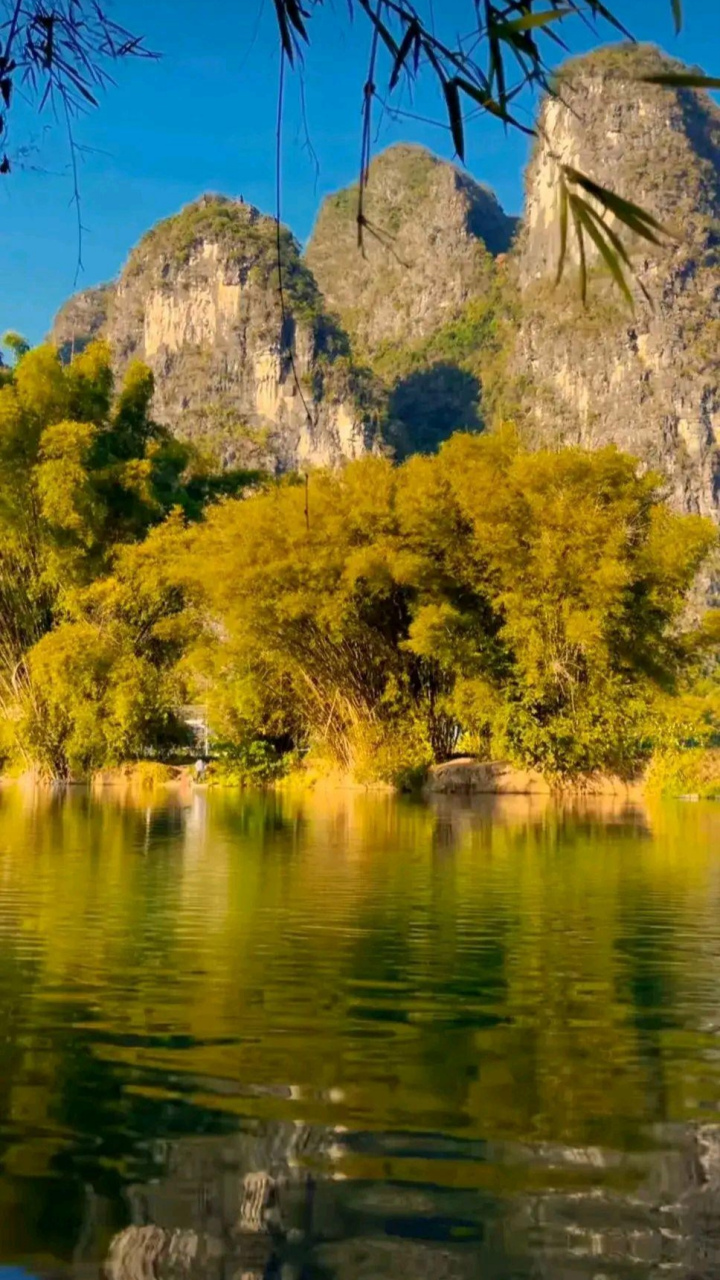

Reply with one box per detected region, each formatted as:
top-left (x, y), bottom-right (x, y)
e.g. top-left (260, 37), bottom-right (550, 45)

top-left (125, 195), bottom-right (325, 327)
top-left (306, 144), bottom-right (517, 455)
top-left (306, 144), bottom-right (514, 355)
top-left (81, 194), bottom-right (385, 474)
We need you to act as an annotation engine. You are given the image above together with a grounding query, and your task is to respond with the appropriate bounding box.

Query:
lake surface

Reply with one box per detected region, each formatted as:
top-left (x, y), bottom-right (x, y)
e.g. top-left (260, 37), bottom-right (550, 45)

top-left (1, 787), bottom-right (720, 1278)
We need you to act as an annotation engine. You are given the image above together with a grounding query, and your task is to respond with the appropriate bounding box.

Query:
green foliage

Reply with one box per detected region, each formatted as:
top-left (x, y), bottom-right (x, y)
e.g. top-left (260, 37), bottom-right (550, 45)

top-left (646, 747), bottom-right (720, 797)
top-left (0, 339), bottom-right (250, 776)
top-left (18, 514), bottom-right (196, 778)
top-left (373, 287), bottom-right (505, 385)
top-left (178, 434), bottom-right (717, 784)
top-left (1, 331), bottom-right (30, 362)
top-left (21, 622), bottom-right (181, 778)
top-left (371, 272), bottom-right (518, 455)
top-left (0, 342), bottom-right (714, 785)
top-left (556, 42), bottom-right (687, 82)
top-left (213, 738), bottom-right (291, 787)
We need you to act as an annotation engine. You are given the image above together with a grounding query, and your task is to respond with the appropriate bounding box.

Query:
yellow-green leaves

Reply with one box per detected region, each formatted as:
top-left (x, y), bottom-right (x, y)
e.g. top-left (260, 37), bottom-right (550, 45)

top-left (176, 435), bottom-right (716, 783)
top-left (0, 337), bottom-right (242, 774)
top-left (37, 419), bottom-right (103, 542)
top-left (501, 8), bottom-right (574, 33)
top-left (14, 344), bottom-right (68, 426)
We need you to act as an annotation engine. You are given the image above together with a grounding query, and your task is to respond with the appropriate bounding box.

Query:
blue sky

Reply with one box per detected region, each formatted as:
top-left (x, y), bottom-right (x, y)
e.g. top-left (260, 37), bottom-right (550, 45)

top-left (3, 0), bottom-right (720, 344)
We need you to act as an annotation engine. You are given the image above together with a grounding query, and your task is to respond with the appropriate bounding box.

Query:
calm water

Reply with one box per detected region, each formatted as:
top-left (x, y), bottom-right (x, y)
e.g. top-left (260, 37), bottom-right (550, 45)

top-left (1, 787), bottom-right (720, 1278)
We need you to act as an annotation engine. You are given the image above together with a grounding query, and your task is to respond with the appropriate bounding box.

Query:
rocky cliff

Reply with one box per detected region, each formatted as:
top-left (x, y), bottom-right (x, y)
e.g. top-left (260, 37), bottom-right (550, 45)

top-left (53, 150), bottom-right (516, 467)
top-left (54, 196), bottom-right (382, 472)
top-left (513, 44), bottom-right (720, 519)
top-left (306, 144), bottom-right (516, 456)
top-left (306, 143), bottom-right (516, 355)
top-left (52, 282), bottom-right (112, 363)
top-left (49, 65), bottom-right (720, 511)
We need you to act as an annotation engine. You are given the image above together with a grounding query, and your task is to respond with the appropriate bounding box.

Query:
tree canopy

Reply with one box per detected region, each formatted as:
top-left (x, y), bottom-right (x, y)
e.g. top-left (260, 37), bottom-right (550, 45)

top-left (0, 340), bottom-right (715, 783)
top-left (0, 338), bottom-right (253, 773)
top-left (173, 431), bottom-right (718, 785)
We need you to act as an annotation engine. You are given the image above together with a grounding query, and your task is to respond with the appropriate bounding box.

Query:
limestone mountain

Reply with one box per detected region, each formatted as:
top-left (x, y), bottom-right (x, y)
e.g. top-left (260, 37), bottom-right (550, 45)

top-left (52, 148), bottom-right (517, 466)
top-left (512, 44), bottom-right (720, 519)
top-left (52, 283), bottom-right (112, 363)
top-left (53, 196), bottom-right (381, 472)
top-left (306, 143), bottom-right (516, 455)
top-left (306, 143), bottom-right (516, 352)
top-left (48, 66), bottom-right (720, 518)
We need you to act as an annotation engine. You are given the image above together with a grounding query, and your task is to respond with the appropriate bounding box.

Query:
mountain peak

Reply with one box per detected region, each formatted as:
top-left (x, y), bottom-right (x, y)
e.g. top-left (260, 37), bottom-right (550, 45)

top-left (306, 143), bottom-right (516, 356)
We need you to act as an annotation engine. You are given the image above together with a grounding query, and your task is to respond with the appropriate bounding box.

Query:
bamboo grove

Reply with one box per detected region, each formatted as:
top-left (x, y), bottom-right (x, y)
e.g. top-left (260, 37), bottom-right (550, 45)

top-left (0, 340), bottom-right (717, 784)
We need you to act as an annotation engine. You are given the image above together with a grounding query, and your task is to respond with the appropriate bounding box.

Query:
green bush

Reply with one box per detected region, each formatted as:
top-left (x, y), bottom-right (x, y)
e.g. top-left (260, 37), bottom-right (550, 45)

top-left (180, 434), bottom-right (717, 784)
top-left (212, 738), bottom-right (291, 787)
top-left (646, 748), bottom-right (720, 799)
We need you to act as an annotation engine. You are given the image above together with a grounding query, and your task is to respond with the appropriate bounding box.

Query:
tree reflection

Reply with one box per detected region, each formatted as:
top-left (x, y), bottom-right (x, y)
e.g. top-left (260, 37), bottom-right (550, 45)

top-left (0, 787), bottom-right (716, 1276)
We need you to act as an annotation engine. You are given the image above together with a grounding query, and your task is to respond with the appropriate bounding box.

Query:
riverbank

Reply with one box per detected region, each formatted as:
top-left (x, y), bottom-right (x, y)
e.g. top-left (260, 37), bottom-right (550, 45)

top-left (4, 749), bottom-right (719, 799)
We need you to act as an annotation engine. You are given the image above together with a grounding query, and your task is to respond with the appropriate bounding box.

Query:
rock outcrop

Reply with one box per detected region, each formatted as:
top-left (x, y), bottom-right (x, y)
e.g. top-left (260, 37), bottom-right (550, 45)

top-left (306, 142), bottom-right (516, 356)
top-left (52, 282), bottom-right (112, 363)
top-left (306, 144), bottom-right (516, 456)
top-left (513, 44), bottom-right (720, 519)
top-left (52, 151), bottom-right (517, 468)
top-left (54, 196), bottom-right (381, 472)
top-left (48, 66), bottom-right (720, 514)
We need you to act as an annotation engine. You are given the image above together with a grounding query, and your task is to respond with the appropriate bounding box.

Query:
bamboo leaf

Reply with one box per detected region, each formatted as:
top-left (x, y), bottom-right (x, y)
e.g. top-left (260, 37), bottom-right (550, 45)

top-left (284, 0), bottom-right (309, 36)
top-left (570, 193), bottom-right (635, 311)
top-left (444, 77), bottom-right (464, 160)
top-left (582, 0), bottom-right (633, 39)
top-left (641, 72), bottom-right (720, 89)
top-left (568, 195), bottom-right (587, 306)
top-left (370, 11), bottom-right (400, 59)
top-left (388, 20), bottom-right (418, 91)
top-left (580, 199), bottom-right (632, 269)
top-left (77, 81), bottom-right (99, 105)
top-left (581, 200), bottom-right (655, 308)
top-left (355, 0), bottom-right (399, 58)
top-left (501, 7), bottom-right (573, 32)
top-left (454, 75), bottom-right (535, 134)
top-left (555, 172), bottom-right (568, 285)
top-left (563, 166), bottom-right (671, 240)
top-left (273, 0), bottom-right (297, 64)
top-left (671, 0), bottom-right (683, 35)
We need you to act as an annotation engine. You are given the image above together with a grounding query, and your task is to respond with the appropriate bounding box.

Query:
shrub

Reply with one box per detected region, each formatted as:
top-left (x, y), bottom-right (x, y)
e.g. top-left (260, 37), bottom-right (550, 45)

top-left (646, 748), bottom-right (720, 799)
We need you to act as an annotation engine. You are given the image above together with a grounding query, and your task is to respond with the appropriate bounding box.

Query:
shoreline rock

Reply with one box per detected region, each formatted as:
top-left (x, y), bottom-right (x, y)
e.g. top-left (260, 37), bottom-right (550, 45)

top-left (425, 758), bottom-right (646, 799)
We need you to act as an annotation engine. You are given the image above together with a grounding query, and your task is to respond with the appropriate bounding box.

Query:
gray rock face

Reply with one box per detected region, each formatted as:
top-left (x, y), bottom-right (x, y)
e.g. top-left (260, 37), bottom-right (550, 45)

top-left (513, 44), bottom-right (720, 519)
top-left (53, 196), bottom-right (380, 473)
top-left (306, 143), bottom-right (516, 356)
top-left (51, 153), bottom-right (518, 470)
top-left (51, 283), bottom-right (113, 363)
top-left (48, 76), bottom-right (720, 512)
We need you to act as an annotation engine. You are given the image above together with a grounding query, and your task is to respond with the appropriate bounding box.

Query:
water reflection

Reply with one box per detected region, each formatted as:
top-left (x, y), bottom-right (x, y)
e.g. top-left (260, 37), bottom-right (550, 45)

top-left (0, 785), bottom-right (719, 1276)
top-left (95, 1122), bottom-right (720, 1279)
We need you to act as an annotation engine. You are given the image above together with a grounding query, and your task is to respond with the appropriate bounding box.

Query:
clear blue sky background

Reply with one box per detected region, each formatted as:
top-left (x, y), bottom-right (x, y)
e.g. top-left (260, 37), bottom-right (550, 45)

top-left (3, 0), bottom-right (720, 344)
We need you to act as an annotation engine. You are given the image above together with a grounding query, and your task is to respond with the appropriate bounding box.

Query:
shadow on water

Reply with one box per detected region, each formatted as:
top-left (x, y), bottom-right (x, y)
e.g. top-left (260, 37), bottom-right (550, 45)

top-left (0, 785), bottom-right (718, 1276)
